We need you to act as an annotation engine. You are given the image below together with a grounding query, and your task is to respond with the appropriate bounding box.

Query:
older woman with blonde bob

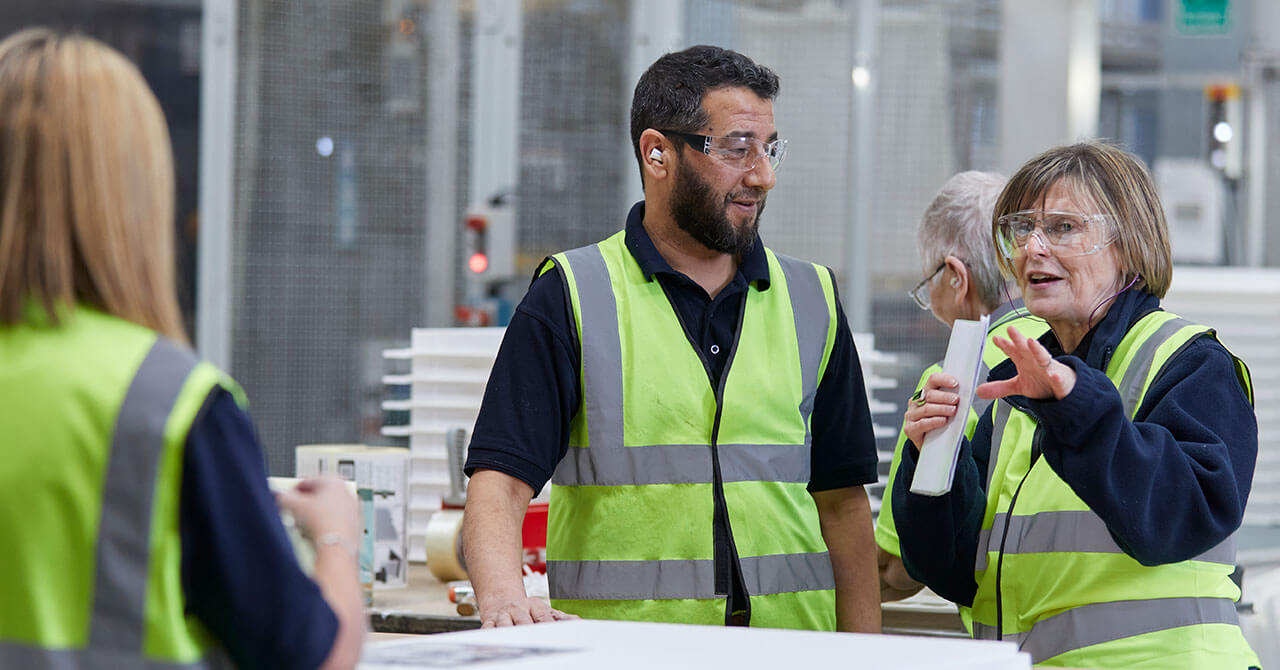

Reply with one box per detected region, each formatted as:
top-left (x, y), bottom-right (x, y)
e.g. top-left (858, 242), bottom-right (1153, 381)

top-left (0, 29), bottom-right (363, 668)
top-left (892, 142), bottom-right (1259, 669)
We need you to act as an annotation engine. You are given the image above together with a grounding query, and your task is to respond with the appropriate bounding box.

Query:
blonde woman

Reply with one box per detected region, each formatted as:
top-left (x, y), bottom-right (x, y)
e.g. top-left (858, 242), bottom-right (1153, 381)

top-left (0, 29), bottom-right (363, 668)
top-left (895, 143), bottom-right (1258, 669)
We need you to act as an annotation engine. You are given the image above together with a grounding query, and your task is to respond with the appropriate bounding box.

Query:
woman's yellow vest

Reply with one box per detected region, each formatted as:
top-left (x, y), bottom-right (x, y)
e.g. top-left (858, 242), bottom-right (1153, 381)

top-left (971, 310), bottom-right (1259, 669)
top-left (0, 307), bottom-right (238, 668)
top-left (544, 231), bottom-right (840, 630)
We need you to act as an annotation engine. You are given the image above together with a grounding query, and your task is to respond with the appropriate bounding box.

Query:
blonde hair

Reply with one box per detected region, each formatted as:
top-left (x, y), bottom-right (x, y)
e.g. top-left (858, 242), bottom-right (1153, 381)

top-left (0, 28), bottom-right (186, 342)
top-left (992, 141), bottom-right (1172, 298)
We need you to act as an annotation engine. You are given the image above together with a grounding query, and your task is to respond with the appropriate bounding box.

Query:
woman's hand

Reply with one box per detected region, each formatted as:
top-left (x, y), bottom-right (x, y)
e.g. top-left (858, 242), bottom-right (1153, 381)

top-left (276, 476), bottom-right (361, 548)
top-left (903, 373), bottom-right (960, 447)
top-left (976, 325), bottom-right (1076, 401)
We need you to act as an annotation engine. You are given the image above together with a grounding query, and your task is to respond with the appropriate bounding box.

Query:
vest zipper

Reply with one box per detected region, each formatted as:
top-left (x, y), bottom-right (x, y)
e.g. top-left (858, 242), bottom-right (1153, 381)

top-left (659, 281), bottom-right (751, 625)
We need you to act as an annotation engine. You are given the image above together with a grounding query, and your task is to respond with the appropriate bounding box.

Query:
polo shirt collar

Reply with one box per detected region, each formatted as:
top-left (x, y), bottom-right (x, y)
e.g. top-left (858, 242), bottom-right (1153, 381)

top-left (622, 201), bottom-right (771, 289)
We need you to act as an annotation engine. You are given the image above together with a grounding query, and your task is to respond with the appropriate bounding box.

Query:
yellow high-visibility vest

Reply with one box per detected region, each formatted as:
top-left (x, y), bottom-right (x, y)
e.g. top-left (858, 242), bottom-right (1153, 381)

top-left (545, 231), bottom-right (840, 630)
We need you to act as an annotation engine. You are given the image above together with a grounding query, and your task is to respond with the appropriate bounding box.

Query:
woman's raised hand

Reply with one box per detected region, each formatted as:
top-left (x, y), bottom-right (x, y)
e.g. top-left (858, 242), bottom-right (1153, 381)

top-left (976, 325), bottom-right (1076, 402)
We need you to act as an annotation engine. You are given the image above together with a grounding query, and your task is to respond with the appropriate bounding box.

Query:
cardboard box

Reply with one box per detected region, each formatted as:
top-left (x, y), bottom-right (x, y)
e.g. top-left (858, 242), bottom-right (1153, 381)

top-left (296, 444), bottom-right (409, 589)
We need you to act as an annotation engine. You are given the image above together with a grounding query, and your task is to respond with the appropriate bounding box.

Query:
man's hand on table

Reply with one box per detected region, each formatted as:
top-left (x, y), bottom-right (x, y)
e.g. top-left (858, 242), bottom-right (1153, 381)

top-left (479, 594), bottom-right (578, 627)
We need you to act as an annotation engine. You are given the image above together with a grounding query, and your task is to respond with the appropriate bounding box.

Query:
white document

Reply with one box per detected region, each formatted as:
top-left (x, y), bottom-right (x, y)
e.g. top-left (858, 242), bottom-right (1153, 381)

top-left (910, 314), bottom-right (989, 496)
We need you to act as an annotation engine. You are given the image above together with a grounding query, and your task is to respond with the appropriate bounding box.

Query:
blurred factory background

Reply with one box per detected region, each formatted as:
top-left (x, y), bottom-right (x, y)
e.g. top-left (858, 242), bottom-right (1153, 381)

top-left (4, 0), bottom-right (1279, 538)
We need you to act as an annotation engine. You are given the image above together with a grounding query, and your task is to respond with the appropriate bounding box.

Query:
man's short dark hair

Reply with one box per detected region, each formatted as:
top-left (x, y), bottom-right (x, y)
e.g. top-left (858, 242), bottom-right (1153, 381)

top-left (629, 45), bottom-right (780, 183)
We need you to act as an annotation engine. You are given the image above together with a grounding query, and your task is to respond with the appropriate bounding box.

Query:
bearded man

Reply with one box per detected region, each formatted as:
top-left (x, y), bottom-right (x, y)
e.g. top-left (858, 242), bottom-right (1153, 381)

top-left (461, 45), bottom-right (881, 633)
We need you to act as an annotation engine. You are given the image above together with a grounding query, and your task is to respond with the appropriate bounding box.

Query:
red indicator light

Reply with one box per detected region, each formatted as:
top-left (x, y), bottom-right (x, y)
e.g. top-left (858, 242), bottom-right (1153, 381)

top-left (468, 252), bottom-right (489, 274)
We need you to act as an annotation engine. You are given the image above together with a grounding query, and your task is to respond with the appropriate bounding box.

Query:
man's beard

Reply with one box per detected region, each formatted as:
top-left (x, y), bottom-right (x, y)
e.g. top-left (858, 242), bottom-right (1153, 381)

top-left (669, 167), bottom-right (765, 258)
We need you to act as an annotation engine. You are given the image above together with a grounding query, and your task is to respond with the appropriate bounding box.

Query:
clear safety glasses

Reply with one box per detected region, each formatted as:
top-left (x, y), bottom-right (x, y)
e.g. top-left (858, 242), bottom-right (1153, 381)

top-left (660, 130), bottom-right (787, 172)
top-left (995, 210), bottom-right (1117, 260)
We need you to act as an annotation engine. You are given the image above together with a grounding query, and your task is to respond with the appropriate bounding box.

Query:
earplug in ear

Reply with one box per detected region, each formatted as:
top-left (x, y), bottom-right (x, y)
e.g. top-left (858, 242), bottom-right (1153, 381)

top-left (949, 277), bottom-right (960, 288)
top-left (649, 148), bottom-right (663, 163)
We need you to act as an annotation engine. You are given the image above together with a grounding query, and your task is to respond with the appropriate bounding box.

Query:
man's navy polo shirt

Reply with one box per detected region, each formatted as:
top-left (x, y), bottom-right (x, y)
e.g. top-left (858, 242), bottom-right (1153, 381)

top-left (464, 202), bottom-right (879, 494)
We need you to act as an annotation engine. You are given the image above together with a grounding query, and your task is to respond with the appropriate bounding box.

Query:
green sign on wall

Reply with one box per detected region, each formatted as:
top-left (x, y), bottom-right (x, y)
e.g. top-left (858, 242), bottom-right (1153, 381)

top-left (1176, 0), bottom-right (1231, 35)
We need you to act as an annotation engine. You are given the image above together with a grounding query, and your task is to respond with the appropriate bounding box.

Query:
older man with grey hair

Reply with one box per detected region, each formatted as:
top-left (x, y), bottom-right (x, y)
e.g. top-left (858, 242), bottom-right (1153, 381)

top-left (875, 170), bottom-right (1047, 605)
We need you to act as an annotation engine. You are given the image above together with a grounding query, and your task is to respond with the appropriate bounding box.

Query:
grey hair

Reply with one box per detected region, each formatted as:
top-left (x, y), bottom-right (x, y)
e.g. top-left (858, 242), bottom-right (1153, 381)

top-left (916, 171), bottom-right (1009, 310)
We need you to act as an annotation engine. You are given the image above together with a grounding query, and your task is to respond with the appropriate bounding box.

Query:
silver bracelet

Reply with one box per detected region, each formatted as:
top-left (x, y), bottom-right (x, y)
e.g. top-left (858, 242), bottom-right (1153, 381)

top-left (315, 532), bottom-right (358, 558)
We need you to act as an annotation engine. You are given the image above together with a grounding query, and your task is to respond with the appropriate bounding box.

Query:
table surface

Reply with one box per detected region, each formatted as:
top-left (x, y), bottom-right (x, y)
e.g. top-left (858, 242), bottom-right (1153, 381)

top-left (359, 619), bottom-right (1028, 670)
top-left (368, 564), bottom-right (966, 637)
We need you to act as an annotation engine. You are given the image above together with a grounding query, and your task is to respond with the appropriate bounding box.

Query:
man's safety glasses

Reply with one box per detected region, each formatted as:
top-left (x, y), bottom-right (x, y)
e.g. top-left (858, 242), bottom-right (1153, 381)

top-left (660, 130), bottom-right (787, 172)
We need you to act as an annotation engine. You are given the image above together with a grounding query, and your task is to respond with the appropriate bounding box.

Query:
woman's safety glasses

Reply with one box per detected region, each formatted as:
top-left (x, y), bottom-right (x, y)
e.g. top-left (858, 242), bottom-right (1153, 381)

top-left (995, 210), bottom-right (1117, 260)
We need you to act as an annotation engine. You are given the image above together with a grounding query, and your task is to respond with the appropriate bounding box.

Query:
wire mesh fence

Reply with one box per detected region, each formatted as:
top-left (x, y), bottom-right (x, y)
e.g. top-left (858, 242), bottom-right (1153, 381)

top-left (221, 0), bottom-right (998, 480)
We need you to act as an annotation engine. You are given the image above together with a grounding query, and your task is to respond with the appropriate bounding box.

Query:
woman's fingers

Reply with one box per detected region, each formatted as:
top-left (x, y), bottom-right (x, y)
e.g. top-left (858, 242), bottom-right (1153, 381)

top-left (914, 415), bottom-right (951, 434)
top-left (914, 386), bottom-right (960, 409)
top-left (925, 372), bottom-right (959, 393)
top-left (975, 378), bottom-right (1015, 400)
top-left (904, 380), bottom-right (961, 446)
top-left (903, 411), bottom-right (953, 448)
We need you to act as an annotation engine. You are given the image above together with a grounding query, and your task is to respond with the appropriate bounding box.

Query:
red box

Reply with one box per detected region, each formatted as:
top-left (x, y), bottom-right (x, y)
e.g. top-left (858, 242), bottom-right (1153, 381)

top-left (521, 502), bottom-right (548, 572)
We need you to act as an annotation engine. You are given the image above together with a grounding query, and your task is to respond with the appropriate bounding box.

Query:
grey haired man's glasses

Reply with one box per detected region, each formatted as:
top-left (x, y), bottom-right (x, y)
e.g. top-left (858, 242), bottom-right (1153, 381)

top-left (908, 262), bottom-right (946, 310)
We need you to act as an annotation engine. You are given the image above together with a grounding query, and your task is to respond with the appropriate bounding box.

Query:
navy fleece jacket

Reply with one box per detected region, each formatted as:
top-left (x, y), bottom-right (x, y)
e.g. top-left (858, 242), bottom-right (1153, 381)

top-left (892, 289), bottom-right (1258, 606)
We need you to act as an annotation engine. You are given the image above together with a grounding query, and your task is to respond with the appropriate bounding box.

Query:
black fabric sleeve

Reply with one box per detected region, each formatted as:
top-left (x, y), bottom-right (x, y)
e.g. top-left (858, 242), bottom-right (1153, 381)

top-left (1029, 337), bottom-right (1257, 565)
top-left (180, 389), bottom-right (338, 670)
top-left (808, 273), bottom-right (881, 491)
top-left (463, 266), bottom-right (581, 494)
top-left (891, 414), bottom-right (991, 606)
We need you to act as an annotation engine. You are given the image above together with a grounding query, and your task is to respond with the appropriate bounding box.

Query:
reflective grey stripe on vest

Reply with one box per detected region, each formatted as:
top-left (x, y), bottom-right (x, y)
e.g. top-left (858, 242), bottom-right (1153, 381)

top-left (971, 358), bottom-right (997, 419)
top-left (972, 597), bottom-right (1239, 663)
top-left (91, 338), bottom-right (198, 653)
top-left (548, 552), bottom-right (834, 600)
top-left (773, 253), bottom-right (828, 452)
top-left (551, 245), bottom-right (623, 488)
top-left (552, 247), bottom-right (823, 487)
top-left (975, 401), bottom-right (1014, 573)
top-left (0, 641), bottom-right (225, 670)
top-left (983, 401), bottom-right (1013, 490)
top-left (1116, 316), bottom-right (1194, 418)
top-left (975, 510), bottom-right (1236, 572)
top-left (971, 395), bottom-right (993, 423)
top-left (554, 442), bottom-right (810, 486)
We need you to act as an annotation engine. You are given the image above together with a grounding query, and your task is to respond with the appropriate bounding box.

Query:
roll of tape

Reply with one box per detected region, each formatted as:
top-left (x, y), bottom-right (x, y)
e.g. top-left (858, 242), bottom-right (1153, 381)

top-left (425, 509), bottom-right (467, 582)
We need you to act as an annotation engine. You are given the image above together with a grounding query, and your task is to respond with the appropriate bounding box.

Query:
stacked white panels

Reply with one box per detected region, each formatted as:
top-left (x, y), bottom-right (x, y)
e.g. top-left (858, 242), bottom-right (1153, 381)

top-left (1162, 266), bottom-right (1280, 525)
top-left (383, 327), bottom-right (505, 562)
top-left (853, 332), bottom-right (901, 515)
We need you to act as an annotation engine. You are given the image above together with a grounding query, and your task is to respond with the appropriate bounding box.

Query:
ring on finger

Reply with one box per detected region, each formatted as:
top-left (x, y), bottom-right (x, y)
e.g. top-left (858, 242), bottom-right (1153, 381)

top-left (910, 389), bottom-right (927, 407)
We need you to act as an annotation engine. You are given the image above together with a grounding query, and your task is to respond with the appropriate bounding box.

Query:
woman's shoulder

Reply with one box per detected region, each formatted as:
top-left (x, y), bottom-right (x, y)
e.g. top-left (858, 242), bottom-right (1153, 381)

top-left (1148, 328), bottom-right (1252, 408)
